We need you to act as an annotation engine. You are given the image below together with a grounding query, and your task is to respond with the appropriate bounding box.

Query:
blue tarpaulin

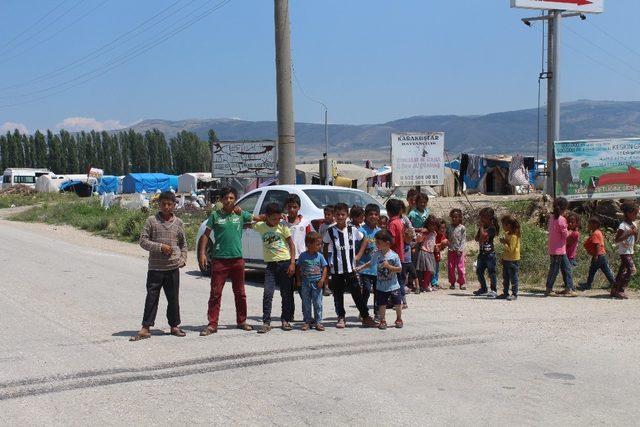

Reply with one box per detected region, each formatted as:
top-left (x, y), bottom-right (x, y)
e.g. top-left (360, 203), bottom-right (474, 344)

top-left (122, 173), bottom-right (178, 194)
top-left (96, 175), bottom-right (119, 194)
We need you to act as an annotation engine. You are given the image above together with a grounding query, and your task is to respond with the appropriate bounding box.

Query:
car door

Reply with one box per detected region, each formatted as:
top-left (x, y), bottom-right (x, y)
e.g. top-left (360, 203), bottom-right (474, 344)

top-left (236, 190), bottom-right (264, 263)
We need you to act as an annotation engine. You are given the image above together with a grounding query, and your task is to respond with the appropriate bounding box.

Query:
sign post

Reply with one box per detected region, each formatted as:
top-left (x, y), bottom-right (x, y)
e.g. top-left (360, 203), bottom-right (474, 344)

top-left (391, 132), bottom-right (445, 187)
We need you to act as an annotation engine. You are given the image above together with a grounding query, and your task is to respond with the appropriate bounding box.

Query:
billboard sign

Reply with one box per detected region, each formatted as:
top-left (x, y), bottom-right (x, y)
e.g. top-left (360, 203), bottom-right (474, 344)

top-left (212, 140), bottom-right (277, 178)
top-left (391, 132), bottom-right (445, 187)
top-left (511, 0), bottom-right (604, 14)
top-left (554, 138), bottom-right (640, 201)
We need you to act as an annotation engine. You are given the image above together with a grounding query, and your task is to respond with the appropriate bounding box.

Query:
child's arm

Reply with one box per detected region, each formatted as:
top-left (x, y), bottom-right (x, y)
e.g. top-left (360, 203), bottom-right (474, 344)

top-left (178, 224), bottom-right (188, 268)
top-left (355, 260), bottom-right (372, 272)
top-left (286, 236), bottom-right (296, 277)
top-left (355, 237), bottom-right (369, 262)
top-left (318, 266), bottom-right (328, 289)
top-left (140, 218), bottom-right (172, 255)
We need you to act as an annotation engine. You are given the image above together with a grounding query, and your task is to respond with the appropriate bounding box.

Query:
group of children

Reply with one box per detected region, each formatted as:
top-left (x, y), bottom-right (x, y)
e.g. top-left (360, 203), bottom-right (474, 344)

top-left (130, 188), bottom-right (638, 341)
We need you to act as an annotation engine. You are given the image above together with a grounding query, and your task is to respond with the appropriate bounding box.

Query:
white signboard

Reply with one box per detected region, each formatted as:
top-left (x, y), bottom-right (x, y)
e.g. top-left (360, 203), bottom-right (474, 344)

top-left (391, 132), bottom-right (445, 187)
top-left (511, 0), bottom-right (603, 14)
top-left (212, 140), bottom-right (277, 178)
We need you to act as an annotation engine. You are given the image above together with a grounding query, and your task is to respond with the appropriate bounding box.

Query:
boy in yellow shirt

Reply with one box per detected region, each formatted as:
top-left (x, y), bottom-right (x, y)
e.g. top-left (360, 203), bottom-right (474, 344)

top-left (498, 215), bottom-right (521, 301)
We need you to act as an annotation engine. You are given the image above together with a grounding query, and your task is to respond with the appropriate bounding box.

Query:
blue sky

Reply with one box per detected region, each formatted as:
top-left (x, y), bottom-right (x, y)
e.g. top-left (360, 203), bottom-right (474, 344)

top-left (0, 0), bottom-right (639, 133)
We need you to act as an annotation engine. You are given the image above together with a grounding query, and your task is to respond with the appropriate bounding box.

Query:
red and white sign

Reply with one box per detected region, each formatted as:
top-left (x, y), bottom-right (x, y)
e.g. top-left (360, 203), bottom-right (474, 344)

top-left (511, 0), bottom-right (604, 13)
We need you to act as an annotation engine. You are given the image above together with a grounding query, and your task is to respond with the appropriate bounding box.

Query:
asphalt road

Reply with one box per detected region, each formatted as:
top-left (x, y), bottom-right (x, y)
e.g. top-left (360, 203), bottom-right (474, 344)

top-left (1, 218), bottom-right (640, 426)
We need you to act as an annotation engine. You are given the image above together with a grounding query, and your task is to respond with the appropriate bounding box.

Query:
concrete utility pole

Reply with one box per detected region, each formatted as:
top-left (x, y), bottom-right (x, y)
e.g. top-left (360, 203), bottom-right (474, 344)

top-left (546, 11), bottom-right (561, 197)
top-left (274, 0), bottom-right (296, 185)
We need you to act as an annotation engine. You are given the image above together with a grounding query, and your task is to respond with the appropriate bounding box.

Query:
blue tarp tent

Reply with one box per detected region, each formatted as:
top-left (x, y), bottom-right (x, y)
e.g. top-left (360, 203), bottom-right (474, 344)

top-left (96, 175), bottom-right (119, 194)
top-left (122, 173), bottom-right (177, 193)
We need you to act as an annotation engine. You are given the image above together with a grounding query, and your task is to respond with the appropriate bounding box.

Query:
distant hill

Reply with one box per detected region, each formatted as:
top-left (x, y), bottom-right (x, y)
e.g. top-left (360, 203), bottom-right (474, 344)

top-left (125, 100), bottom-right (640, 161)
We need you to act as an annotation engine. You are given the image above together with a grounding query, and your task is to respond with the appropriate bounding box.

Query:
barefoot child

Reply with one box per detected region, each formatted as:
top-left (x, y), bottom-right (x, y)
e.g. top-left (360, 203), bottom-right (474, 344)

top-left (447, 209), bottom-right (466, 290)
top-left (544, 197), bottom-right (575, 297)
top-left (498, 215), bottom-right (521, 301)
top-left (473, 207), bottom-right (499, 298)
top-left (613, 202), bottom-right (639, 299)
top-left (131, 191), bottom-right (187, 341)
top-left (296, 232), bottom-right (328, 331)
top-left (357, 230), bottom-right (404, 330)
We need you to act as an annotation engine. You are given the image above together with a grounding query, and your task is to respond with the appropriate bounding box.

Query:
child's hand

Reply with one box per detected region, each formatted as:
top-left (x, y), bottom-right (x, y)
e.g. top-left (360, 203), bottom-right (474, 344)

top-left (233, 206), bottom-right (243, 215)
top-left (382, 261), bottom-right (392, 270)
top-left (161, 244), bottom-right (173, 256)
top-left (316, 280), bottom-right (324, 289)
top-left (287, 263), bottom-right (296, 277)
top-left (499, 237), bottom-right (507, 244)
top-left (179, 261), bottom-right (186, 269)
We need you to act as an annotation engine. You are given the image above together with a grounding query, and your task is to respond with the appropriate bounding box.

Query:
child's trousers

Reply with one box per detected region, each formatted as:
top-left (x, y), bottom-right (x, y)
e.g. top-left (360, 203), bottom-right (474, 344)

top-left (476, 253), bottom-right (497, 292)
top-left (300, 281), bottom-right (323, 324)
top-left (502, 260), bottom-right (519, 296)
top-left (448, 250), bottom-right (466, 286)
top-left (263, 261), bottom-right (295, 324)
top-left (615, 254), bottom-right (635, 291)
top-left (545, 254), bottom-right (574, 291)
top-left (142, 269), bottom-right (180, 327)
top-left (585, 255), bottom-right (616, 288)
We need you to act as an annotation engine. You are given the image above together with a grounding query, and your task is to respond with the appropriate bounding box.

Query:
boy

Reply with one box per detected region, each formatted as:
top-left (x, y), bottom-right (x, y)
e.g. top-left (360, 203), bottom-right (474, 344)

top-left (296, 232), bottom-right (328, 331)
top-left (357, 230), bottom-right (404, 330)
top-left (323, 203), bottom-right (377, 328)
top-left (284, 194), bottom-right (313, 261)
top-left (578, 217), bottom-right (616, 291)
top-left (386, 199), bottom-right (407, 304)
top-left (613, 202), bottom-right (639, 299)
top-left (254, 203), bottom-right (297, 333)
top-left (316, 204), bottom-right (335, 296)
top-left (198, 187), bottom-right (257, 336)
top-left (349, 205), bottom-right (365, 228)
top-left (131, 191), bottom-right (187, 341)
top-left (357, 204), bottom-right (381, 316)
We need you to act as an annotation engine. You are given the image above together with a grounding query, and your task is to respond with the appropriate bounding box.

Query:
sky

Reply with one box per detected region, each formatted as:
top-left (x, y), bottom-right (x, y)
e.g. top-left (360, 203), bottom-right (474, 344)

top-left (0, 0), bottom-right (639, 133)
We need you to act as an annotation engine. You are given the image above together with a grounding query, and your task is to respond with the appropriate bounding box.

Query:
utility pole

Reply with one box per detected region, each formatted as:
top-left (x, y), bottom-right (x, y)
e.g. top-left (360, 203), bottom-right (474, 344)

top-left (324, 108), bottom-right (330, 185)
top-left (274, 0), bottom-right (296, 185)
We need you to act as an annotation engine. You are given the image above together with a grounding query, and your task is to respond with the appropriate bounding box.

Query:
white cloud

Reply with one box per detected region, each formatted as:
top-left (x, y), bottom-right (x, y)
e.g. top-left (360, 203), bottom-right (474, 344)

top-left (55, 117), bottom-right (130, 132)
top-left (0, 121), bottom-right (29, 134)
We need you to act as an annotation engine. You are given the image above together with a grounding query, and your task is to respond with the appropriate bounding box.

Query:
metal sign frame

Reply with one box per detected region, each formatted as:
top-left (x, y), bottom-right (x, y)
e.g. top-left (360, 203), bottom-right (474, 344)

top-left (511, 0), bottom-right (604, 14)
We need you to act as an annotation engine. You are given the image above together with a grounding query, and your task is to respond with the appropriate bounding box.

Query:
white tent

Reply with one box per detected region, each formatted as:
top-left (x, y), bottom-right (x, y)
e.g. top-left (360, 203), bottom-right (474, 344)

top-left (35, 175), bottom-right (66, 193)
top-left (296, 163), bottom-right (375, 191)
top-left (178, 172), bottom-right (214, 193)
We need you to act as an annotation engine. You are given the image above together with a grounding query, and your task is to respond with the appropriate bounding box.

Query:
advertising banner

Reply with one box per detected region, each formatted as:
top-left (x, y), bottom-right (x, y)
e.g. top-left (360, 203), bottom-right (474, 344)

top-left (391, 132), bottom-right (445, 187)
top-left (554, 138), bottom-right (640, 201)
top-left (212, 140), bottom-right (277, 178)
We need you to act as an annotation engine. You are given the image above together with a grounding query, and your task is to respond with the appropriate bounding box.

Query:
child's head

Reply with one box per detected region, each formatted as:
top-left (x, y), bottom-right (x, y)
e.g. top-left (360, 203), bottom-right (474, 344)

top-left (265, 202), bottom-right (283, 226)
top-left (400, 203), bottom-right (407, 216)
top-left (374, 229), bottom-right (393, 251)
top-left (450, 208), bottom-right (462, 225)
top-left (552, 197), bottom-right (569, 219)
top-left (479, 207), bottom-right (500, 233)
top-left (285, 194), bottom-right (301, 217)
top-left (323, 205), bottom-right (335, 223)
top-left (406, 188), bottom-right (418, 207)
top-left (621, 201), bottom-right (639, 222)
top-left (379, 215), bottom-right (389, 230)
top-left (501, 214), bottom-right (521, 237)
top-left (364, 203), bottom-right (380, 227)
top-left (426, 215), bottom-right (438, 232)
top-left (349, 205), bottom-right (365, 226)
top-left (566, 212), bottom-right (580, 230)
top-left (305, 231), bottom-right (322, 254)
top-left (439, 219), bottom-right (447, 234)
top-left (385, 198), bottom-right (403, 218)
top-left (333, 203), bottom-right (350, 226)
top-left (416, 193), bottom-right (429, 211)
top-left (158, 191), bottom-right (176, 216)
top-left (588, 216), bottom-right (601, 232)
top-left (219, 187), bottom-right (238, 210)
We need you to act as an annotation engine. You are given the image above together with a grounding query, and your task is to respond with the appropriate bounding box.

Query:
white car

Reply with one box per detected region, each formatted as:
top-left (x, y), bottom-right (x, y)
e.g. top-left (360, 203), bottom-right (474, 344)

top-left (196, 185), bottom-right (385, 274)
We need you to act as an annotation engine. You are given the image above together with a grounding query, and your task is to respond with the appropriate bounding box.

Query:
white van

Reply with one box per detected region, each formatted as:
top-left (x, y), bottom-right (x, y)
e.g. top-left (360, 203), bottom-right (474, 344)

top-left (2, 168), bottom-right (52, 189)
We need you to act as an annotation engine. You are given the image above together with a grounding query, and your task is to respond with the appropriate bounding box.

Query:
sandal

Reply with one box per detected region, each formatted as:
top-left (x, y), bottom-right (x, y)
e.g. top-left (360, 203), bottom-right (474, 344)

top-left (170, 328), bottom-right (186, 337)
top-left (281, 322), bottom-right (293, 331)
top-left (301, 323), bottom-right (310, 331)
top-left (378, 320), bottom-right (387, 330)
top-left (237, 323), bottom-right (253, 331)
top-left (129, 333), bottom-right (151, 342)
top-left (395, 319), bottom-right (404, 329)
top-left (258, 324), bottom-right (272, 334)
top-left (199, 326), bottom-right (217, 336)
top-left (315, 323), bottom-right (325, 331)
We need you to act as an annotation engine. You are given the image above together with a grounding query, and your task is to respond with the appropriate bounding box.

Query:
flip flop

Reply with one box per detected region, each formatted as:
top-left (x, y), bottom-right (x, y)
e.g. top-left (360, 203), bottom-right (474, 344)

top-left (199, 326), bottom-right (217, 336)
top-left (129, 333), bottom-right (151, 342)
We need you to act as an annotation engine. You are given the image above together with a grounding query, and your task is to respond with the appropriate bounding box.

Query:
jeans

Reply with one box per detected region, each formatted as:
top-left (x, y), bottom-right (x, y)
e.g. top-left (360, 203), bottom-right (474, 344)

top-left (448, 250), bottom-right (466, 285)
top-left (584, 255), bottom-right (615, 288)
top-left (502, 260), bottom-right (519, 296)
top-left (360, 274), bottom-right (377, 313)
top-left (142, 269), bottom-right (180, 327)
top-left (300, 281), bottom-right (324, 324)
top-left (331, 272), bottom-right (370, 319)
top-left (397, 267), bottom-right (407, 304)
top-left (263, 261), bottom-right (295, 324)
top-left (208, 258), bottom-right (247, 328)
top-left (545, 254), bottom-right (574, 291)
top-left (431, 262), bottom-right (440, 287)
top-left (476, 253), bottom-right (497, 292)
top-left (616, 254), bottom-right (635, 291)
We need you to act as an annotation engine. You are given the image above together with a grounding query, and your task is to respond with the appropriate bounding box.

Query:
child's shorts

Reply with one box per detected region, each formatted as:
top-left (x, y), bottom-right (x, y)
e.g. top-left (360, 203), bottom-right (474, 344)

top-left (375, 289), bottom-right (402, 307)
top-left (402, 262), bottom-right (417, 282)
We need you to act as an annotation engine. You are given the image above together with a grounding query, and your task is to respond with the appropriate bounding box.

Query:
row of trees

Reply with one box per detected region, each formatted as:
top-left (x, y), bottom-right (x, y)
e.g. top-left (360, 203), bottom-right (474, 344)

top-left (0, 128), bottom-right (217, 176)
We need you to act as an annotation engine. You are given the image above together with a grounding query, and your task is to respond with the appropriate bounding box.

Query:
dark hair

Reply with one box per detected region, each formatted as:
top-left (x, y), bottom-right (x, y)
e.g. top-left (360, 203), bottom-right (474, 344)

top-left (425, 215), bottom-right (439, 229)
top-left (406, 188), bottom-right (418, 200)
top-left (416, 192), bottom-right (429, 204)
top-left (219, 187), bottom-right (238, 199)
top-left (305, 231), bottom-right (322, 246)
top-left (621, 201), bottom-right (639, 216)
top-left (501, 214), bottom-right (521, 237)
top-left (265, 202), bottom-right (282, 215)
top-left (334, 202), bottom-right (349, 214)
top-left (365, 203), bottom-right (380, 216)
top-left (374, 230), bottom-right (394, 244)
top-left (349, 205), bottom-right (364, 219)
top-left (565, 211), bottom-right (580, 229)
top-left (449, 208), bottom-right (462, 218)
top-left (324, 204), bottom-right (335, 214)
top-left (588, 216), bottom-right (601, 228)
top-left (552, 197), bottom-right (569, 219)
top-left (158, 191), bottom-right (176, 203)
top-left (479, 207), bottom-right (500, 234)
top-left (379, 214), bottom-right (389, 222)
top-left (385, 198), bottom-right (403, 216)
top-left (286, 194), bottom-right (301, 207)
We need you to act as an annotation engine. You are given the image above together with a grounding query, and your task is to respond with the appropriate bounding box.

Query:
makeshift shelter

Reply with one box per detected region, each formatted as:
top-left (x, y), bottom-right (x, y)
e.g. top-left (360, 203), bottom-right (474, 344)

top-left (177, 172), bottom-right (216, 193)
top-left (295, 163), bottom-right (375, 191)
top-left (35, 175), bottom-right (66, 193)
top-left (435, 167), bottom-right (460, 197)
top-left (59, 180), bottom-right (93, 197)
top-left (96, 175), bottom-right (119, 195)
top-left (122, 173), bottom-right (178, 194)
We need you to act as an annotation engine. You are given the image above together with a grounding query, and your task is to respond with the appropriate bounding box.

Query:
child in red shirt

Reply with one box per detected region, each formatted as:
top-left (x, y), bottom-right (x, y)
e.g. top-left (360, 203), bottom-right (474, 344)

top-left (566, 212), bottom-right (580, 267)
top-left (578, 216), bottom-right (615, 291)
top-left (431, 219), bottom-right (449, 289)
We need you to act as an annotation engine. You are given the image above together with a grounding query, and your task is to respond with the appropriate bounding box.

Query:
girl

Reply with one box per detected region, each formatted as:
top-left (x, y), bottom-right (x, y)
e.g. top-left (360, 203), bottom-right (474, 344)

top-left (613, 202), bottom-right (639, 299)
top-left (498, 215), bottom-right (521, 301)
top-left (544, 197), bottom-right (575, 297)
top-left (473, 207), bottom-right (499, 297)
top-left (379, 215), bottom-right (389, 231)
top-left (565, 212), bottom-right (580, 268)
top-left (416, 215), bottom-right (438, 292)
top-left (432, 219), bottom-right (449, 289)
top-left (447, 209), bottom-right (466, 290)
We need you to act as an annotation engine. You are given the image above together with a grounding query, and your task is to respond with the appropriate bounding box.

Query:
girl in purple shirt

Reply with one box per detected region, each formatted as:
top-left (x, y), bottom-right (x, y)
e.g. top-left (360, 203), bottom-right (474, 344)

top-left (545, 197), bottom-right (575, 297)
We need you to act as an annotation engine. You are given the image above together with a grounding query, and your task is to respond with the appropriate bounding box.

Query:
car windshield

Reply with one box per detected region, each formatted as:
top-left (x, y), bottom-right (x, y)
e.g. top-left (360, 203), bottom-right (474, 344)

top-left (303, 189), bottom-right (383, 210)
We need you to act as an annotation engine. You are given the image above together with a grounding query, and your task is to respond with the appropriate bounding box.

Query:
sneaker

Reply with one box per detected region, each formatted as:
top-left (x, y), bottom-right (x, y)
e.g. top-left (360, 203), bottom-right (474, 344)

top-left (336, 317), bottom-right (346, 329)
top-left (301, 323), bottom-right (310, 331)
top-left (473, 288), bottom-right (488, 296)
top-left (496, 293), bottom-right (509, 300)
top-left (486, 290), bottom-right (497, 299)
top-left (257, 323), bottom-right (271, 334)
top-left (315, 323), bottom-right (325, 331)
top-left (362, 316), bottom-right (378, 328)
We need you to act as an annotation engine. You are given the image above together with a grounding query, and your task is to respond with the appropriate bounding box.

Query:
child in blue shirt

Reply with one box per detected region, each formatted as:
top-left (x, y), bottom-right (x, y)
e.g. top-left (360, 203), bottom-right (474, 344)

top-left (357, 204), bottom-right (381, 315)
top-left (357, 230), bottom-right (404, 330)
top-left (296, 232), bottom-right (328, 331)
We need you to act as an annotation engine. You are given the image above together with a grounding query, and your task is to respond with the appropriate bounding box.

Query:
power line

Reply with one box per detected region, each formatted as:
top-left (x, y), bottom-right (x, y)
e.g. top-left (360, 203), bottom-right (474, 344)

top-left (587, 20), bottom-right (640, 61)
top-left (0, 0), bottom-right (66, 53)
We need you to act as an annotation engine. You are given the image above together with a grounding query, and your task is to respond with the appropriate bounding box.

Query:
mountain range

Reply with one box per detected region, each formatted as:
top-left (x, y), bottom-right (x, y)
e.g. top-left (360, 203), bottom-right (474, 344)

top-left (124, 100), bottom-right (640, 161)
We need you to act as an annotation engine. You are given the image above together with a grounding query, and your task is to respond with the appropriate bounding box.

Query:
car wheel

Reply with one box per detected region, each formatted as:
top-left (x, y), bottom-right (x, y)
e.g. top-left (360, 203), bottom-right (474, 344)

top-left (197, 239), bottom-right (212, 276)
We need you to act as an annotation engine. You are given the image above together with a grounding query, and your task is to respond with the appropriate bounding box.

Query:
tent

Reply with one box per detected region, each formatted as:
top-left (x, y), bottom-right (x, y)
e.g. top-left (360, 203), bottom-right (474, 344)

top-left (177, 172), bottom-right (215, 193)
top-left (296, 163), bottom-right (375, 191)
top-left (35, 175), bottom-right (66, 193)
top-left (96, 175), bottom-right (119, 195)
top-left (122, 173), bottom-right (178, 194)
top-left (59, 180), bottom-right (93, 197)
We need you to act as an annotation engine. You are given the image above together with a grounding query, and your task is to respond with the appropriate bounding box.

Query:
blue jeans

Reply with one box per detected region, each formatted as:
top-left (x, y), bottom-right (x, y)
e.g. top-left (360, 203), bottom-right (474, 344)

top-left (300, 280), bottom-right (323, 324)
top-left (545, 254), bottom-right (574, 291)
top-left (584, 255), bottom-right (615, 288)
top-left (360, 274), bottom-right (378, 313)
top-left (431, 262), bottom-right (440, 287)
top-left (476, 253), bottom-right (497, 292)
top-left (263, 261), bottom-right (295, 324)
top-left (502, 260), bottom-right (519, 296)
